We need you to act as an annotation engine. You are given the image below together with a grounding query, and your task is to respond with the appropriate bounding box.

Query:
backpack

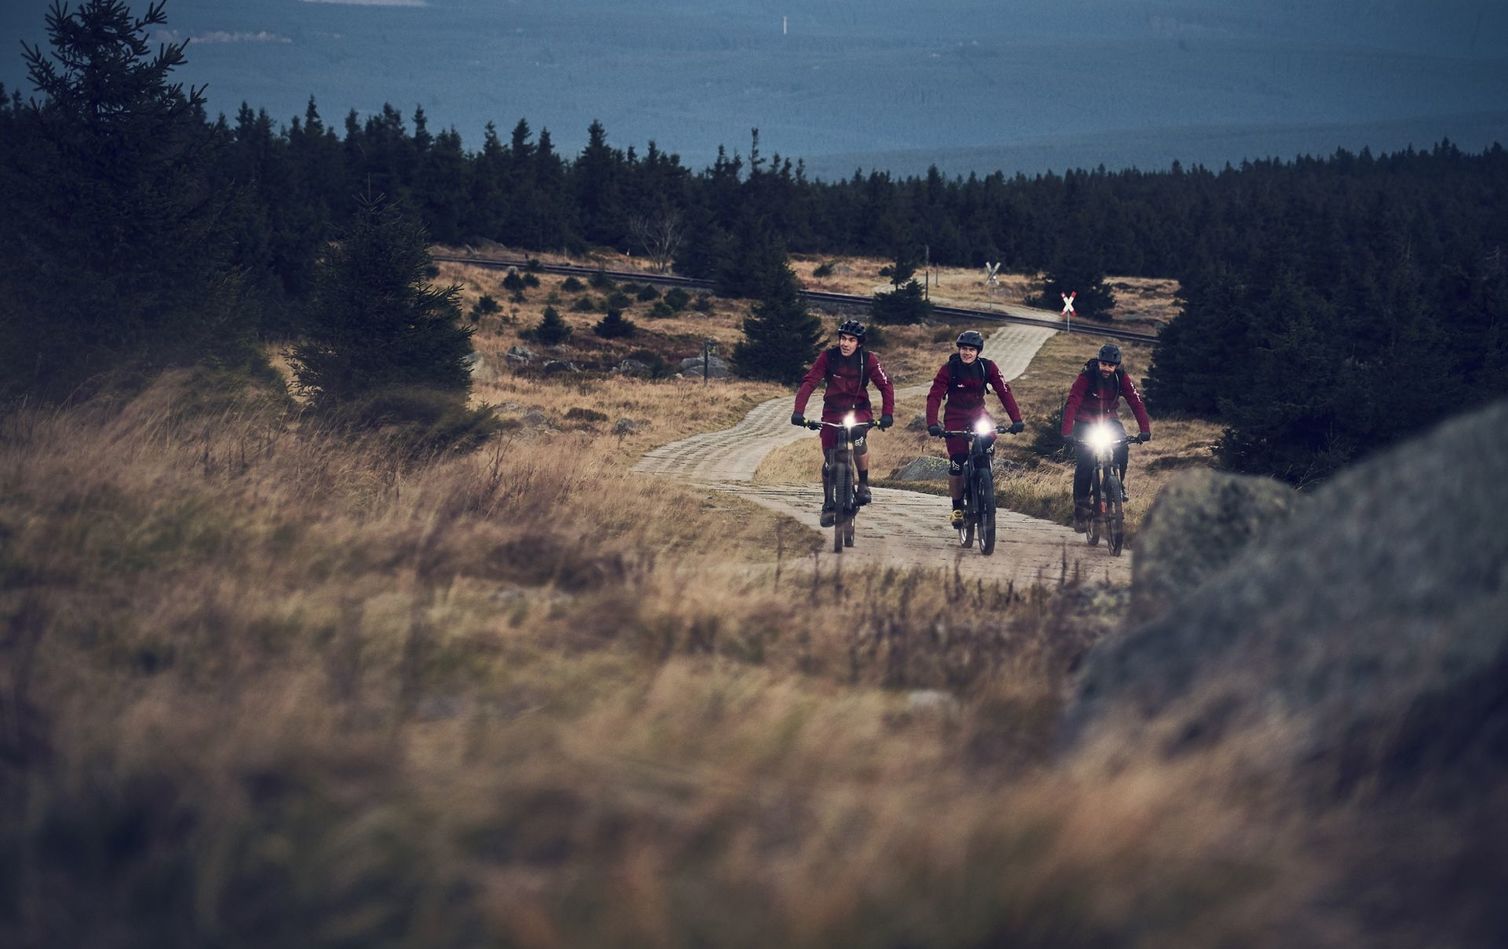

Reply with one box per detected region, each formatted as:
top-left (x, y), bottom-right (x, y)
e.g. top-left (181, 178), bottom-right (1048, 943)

top-left (948, 354), bottom-right (995, 392)
top-left (825, 346), bottom-right (868, 391)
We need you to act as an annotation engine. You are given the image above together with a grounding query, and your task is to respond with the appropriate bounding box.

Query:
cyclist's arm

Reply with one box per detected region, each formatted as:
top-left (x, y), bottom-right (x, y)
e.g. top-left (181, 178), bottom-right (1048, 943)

top-left (792, 350), bottom-right (830, 416)
top-left (1061, 375), bottom-right (1088, 437)
top-left (1122, 374), bottom-right (1151, 434)
top-left (987, 361), bottom-right (1024, 424)
top-left (924, 364), bottom-right (949, 426)
top-left (868, 353), bottom-right (895, 417)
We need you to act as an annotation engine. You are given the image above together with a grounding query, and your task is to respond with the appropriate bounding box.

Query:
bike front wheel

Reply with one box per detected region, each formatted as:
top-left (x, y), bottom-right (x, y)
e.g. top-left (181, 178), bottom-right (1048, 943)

top-left (831, 458), bottom-right (851, 554)
top-left (975, 469), bottom-right (996, 555)
top-left (1104, 471), bottom-right (1125, 556)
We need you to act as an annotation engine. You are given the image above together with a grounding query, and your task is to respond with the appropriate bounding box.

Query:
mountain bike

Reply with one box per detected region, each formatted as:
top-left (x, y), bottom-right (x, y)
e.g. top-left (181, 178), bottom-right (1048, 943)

top-left (1076, 423), bottom-right (1143, 557)
top-left (806, 414), bottom-right (878, 553)
top-left (937, 419), bottom-right (1016, 556)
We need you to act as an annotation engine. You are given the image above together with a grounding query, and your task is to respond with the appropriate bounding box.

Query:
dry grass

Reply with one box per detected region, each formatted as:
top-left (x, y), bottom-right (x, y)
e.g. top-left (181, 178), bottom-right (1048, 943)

top-left (5, 257), bottom-right (1361, 948)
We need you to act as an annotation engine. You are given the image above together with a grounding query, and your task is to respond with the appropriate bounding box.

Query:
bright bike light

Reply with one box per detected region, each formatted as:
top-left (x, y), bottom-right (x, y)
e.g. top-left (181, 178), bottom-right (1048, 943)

top-left (843, 412), bottom-right (857, 429)
top-left (974, 417), bottom-right (994, 436)
top-left (1087, 424), bottom-right (1115, 452)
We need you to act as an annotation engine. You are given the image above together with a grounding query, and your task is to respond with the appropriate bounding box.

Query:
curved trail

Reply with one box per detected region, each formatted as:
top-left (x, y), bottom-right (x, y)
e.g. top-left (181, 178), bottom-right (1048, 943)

top-left (633, 326), bottom-right (1131, 586)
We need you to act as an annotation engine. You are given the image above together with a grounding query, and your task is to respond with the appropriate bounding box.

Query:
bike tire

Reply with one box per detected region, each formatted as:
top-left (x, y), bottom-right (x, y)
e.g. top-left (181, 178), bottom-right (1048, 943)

top-left (844, 519), bottom-right (856, 548)
top-left (1086, 472), bottom-right (1101, 547)
top-left (1105, 472), bottom-right (1125, 556)
top-left (975, 469), bottom-right (996, 555)
top-left (831, 459), bottom-right (851, 554)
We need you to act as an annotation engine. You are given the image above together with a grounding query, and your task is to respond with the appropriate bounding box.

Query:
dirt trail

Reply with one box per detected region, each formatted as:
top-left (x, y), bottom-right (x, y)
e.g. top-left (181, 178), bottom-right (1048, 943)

top-left (633, 326), bottom-right (1131, 585)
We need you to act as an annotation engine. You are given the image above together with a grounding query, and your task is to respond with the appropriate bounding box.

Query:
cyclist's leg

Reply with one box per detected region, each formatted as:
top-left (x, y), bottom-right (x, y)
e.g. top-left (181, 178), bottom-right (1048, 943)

top-left (1113, 441), bottom-right (1129, 499)
top-left (1070, 424), bottom-right (1093, 531)
top-left (853, 435), bottom-right (872, 503)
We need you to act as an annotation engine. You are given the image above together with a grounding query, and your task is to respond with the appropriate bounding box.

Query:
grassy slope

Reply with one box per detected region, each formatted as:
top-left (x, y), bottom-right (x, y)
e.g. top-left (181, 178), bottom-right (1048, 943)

top-left (1, 258), bottom-right (1347, 947)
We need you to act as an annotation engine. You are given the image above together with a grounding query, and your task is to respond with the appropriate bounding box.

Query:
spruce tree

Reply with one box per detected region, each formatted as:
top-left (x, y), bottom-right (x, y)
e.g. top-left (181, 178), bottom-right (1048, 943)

top-left (2, 0), bottom-right (248, 400)
top-left (732, 244), bottom-right (822, 383)
top-left (292, 195), bottom-right (473, 414)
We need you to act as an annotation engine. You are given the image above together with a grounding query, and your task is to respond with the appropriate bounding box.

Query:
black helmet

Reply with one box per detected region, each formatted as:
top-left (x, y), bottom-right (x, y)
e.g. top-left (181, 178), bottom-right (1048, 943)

top-left (1097, 344), bottom-right (1122, 365)
top-left (837, 319), bottom-right (866, 341)
top-left (955, 330), bottom-right (986, 350)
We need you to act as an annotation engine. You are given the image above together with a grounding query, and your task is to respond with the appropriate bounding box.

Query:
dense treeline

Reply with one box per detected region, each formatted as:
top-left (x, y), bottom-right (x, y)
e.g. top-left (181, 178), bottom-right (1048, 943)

top-left (2, 1), bottom-right (1505, 481)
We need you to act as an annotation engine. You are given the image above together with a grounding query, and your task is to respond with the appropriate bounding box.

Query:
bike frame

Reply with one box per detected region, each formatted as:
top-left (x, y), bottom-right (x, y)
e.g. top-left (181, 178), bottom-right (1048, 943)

top-left (939, 419), bottom-right (1013, 555)
top-left (807, 414), bottom-right (878, 553)
top-left (1077, 423), bottom-right (1135, 556)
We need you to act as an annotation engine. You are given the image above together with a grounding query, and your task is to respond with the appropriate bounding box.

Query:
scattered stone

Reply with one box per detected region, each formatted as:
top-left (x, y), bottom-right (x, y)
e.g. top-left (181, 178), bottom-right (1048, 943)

top-left (615, 358), bottom-right (653, 376)
top-left (907, 689), bottom-right (960, 716)
top-left (541, 359), bottom-right (579, 375)
top-left (613, 418), bottom-right (649, 436)
top-left (521, 408), bottom-right (549, 428)
top-left (505, 345), bottom-right (535, 364)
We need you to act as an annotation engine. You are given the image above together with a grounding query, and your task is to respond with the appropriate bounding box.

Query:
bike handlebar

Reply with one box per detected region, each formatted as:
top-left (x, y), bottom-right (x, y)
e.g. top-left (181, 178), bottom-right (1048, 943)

top-left (805, 419), bottom-right (879, 432)
top-left (935, 426), bottom-right (1016, 438)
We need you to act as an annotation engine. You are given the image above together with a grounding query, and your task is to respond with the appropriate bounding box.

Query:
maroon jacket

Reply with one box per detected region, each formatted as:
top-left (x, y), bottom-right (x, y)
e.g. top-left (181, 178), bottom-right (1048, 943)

top-left (794, 347), bottom-right (895, 422)
top-left (1060, 360), bottom-right (1151, 436)
top-left (925, 355), bottom-right (1023, 428)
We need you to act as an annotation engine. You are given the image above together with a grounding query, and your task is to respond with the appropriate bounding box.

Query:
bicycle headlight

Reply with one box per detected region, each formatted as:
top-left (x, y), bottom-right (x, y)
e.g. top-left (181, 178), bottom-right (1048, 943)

top-left (1087, 424), bottom-right (1115, 452)
top-left (974, 417), bottom-right (994, 436)
top-left (843, 412), bottom-right (857, 429)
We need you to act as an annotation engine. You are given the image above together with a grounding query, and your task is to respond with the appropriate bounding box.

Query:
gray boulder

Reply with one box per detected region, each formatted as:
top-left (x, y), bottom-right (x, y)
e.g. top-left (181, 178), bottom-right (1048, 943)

top-left (891, 455), bottom-right (951, 481)
top-left (1061, 398), bottom-right (1508, 805)
top-left (505, 345), bottom-right (535, 365)
top-left (615, 358), bottom-right (653, 377)
top-left (1129, 469), bottom-right (1305, 625)
top-left (678, 353), bottom-right (731, 378)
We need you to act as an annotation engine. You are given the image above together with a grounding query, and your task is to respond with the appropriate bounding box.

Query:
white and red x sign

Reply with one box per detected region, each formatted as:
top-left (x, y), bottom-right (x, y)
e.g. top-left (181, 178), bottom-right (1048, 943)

top-left (1061, 291), bottom-right (1076, 318)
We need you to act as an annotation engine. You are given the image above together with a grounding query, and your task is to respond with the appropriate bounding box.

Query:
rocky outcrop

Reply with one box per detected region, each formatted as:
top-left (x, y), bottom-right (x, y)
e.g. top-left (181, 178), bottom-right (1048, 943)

top-left (678, 354), bottom-right (730, 378)
top-left (890, 455), bottom-right (951, 481)
top-left (1128, 469), bottom-right (1305, 625)
top-left (1061, 398), bottom-right (1508, 805)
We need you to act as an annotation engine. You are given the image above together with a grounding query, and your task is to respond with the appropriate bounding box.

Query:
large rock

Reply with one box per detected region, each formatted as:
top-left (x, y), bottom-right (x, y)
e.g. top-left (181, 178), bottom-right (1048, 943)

top-left (1128, 469), bottom-right (1305, 625)
top-left (891, 455), bottom-right (951, 481)
top-left (1061, 398), bottom-right (1508, 806)
top-left (678, 354), bottom-right (730, 378)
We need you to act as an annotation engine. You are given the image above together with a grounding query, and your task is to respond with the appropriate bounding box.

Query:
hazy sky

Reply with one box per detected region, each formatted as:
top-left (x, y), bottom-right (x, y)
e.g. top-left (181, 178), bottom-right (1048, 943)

top-left (3, 0), bottom-right (1505, 178)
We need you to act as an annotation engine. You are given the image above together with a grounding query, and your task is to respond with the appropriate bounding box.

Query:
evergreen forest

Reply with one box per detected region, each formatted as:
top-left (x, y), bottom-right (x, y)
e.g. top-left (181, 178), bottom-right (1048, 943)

top-left (2, 0), bottom-right (1506, 483)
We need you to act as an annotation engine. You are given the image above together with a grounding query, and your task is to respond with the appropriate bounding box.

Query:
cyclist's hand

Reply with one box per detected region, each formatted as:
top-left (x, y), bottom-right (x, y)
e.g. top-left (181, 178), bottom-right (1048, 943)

top-left (878, 413), bottom-right (893, 430)
top-left (1007, 420), bottom-right (1025, 434)
top-left (790, 412), bottom-right (805, 427)
top-left (1137, 431), bottom-right (1151, 443)
top-left (927, 423), bottom-right (943, 438)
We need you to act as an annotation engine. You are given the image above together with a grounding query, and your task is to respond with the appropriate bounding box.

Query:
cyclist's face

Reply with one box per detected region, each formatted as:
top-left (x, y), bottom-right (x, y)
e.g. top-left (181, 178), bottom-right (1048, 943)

top-left (838, 334), bottom-right (860, 356)
top-left (958, 345), bottom-right (980, 364)
top-left (1098, 359), bottom-right (1118, 377)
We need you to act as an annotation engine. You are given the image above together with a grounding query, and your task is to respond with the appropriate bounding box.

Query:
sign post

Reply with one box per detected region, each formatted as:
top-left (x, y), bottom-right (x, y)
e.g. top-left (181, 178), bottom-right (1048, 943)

top-left (1061, 291), bottom-right (1076, 334)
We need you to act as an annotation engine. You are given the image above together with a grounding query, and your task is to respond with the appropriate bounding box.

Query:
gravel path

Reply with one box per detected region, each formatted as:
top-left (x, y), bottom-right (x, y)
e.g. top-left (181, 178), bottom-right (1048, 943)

top-left (633, 326), bottom-right (1130, 585)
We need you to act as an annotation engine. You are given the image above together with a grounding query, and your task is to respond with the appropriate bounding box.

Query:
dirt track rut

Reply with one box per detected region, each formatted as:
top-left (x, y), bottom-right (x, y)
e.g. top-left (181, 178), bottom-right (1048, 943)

top-left (633, 326), bottom-right (1131, 586)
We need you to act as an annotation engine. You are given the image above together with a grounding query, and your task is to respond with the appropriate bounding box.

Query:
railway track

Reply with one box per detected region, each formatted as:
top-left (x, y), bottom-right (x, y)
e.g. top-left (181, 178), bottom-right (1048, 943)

top-left (431, 252), bottom-right (1161, 344)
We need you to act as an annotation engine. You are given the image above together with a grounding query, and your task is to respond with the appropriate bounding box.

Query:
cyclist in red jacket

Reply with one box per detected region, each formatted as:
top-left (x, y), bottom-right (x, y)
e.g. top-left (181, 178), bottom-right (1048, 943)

top-left (790, 320), bottom-right (895, 526)
top-left (1060, 343), bottom-right (1151, 532)
top-left (926, 329), bottom-right (1024, 528)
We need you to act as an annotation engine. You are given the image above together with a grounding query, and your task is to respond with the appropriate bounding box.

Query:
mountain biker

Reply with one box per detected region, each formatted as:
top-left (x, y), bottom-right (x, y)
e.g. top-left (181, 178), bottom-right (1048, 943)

top-left (1060, 343), bottom-right (1151, 532)
top-left (925, 329), bottom-right (1025, 528)
top-left (790, 319), bottom-right (896, 526)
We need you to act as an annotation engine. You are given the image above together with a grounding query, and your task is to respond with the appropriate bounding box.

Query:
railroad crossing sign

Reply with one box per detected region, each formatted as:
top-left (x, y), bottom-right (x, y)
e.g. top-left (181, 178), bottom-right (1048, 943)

top-left (984, 261), bottom-right (1001, 285)
top-left (1061, 291), bottom-right (1076, 332)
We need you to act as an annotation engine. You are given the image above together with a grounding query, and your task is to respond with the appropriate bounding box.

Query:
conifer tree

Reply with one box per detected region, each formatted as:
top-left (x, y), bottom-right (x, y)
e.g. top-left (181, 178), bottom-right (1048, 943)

top-left (732, 243), bottom-right (822, 383)
top-left (292, 194), bottom-right (473, 413)
top-left (2, 0), bottom-right (248, 399)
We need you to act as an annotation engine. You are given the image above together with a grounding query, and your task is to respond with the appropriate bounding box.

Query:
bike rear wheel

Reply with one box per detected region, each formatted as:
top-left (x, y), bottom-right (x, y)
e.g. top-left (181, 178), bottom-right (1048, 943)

top-left (975, 469), bottom-right (996, 555)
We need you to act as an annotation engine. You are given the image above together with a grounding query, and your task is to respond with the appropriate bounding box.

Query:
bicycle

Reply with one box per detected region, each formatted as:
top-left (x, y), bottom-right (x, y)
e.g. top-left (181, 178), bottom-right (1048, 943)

top-left (936, 419), bottom-right (1016, 556)
top-left (805, 413), bottom-right (878, 553)
top-left (1076, 423), bottom-right (1144, 557)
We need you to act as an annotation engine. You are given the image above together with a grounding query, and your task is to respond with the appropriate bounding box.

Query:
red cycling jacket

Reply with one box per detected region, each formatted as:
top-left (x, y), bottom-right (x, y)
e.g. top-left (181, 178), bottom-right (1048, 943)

top-left (793, 347), bottom-right (895, 422)
top-left (925, 355), bottom-right (1023, 428)
top-left (1060, 360), bottom-right (1151, 437)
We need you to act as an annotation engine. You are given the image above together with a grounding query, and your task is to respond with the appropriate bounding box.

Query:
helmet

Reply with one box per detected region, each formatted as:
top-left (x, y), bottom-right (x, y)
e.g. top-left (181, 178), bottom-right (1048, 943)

top-left (837, 319), bottom-right (866, 341)
top-left (955, 330), bottom-right (986, 350)
top-left (1097, 344), bottom-right (1122, 365)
